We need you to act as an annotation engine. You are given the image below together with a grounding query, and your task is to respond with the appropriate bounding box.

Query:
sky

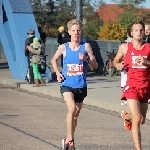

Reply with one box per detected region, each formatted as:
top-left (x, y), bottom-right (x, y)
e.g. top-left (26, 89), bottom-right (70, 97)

top-left (104, 0), bottom-right (150, 8)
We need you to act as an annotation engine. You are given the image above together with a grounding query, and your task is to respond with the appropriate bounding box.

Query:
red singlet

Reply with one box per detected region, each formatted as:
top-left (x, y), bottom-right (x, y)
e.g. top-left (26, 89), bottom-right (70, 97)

top-left (121, 42), bottom-right (150, 103)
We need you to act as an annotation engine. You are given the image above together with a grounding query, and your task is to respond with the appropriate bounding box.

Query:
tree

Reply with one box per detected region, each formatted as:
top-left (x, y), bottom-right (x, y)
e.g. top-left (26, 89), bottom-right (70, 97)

top-left (43, 0), bottom-right (76, 37)
top-left (30, 0), bottom-right (49, 24)
top-left (83, 3), bottom-right (103, 40)
top-left (30, 0), bottom-right (104, 38)
top-left (30, 0), bottom-right (75, 37)
top-left (51, 0), bottom-right (76, 28)
top-left (118, 4), bottom-right (150, 30)
top-left (84, 0), bottom-right (105, 10)
top-left (110, 0), bottom-right (150, 32)
top-left (98, 22), bottom-right (126, 41)
top-left (119, 10), bottom-right (141, 30)
top-left (52, 0), bottom-right (103, 39)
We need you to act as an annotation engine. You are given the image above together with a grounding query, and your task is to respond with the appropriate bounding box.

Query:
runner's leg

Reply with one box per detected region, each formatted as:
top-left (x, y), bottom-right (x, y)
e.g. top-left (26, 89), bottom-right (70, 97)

top-left (74, 102), bottom-right (83, 132)
top-left (140, 103), bottom-right (148, 125)
top-left (63, 92), bottom-right (76, 143)
top-left (127, 99), bottom-right (141, 150)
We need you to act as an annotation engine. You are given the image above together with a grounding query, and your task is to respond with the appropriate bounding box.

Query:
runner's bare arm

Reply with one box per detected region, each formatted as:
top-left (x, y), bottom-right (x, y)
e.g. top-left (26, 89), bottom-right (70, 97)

top-left (84, 43), bottom-right (98, 69)
top-left (51, 45), bottom-right (65, 82)
top-left (114, 44), bottom-right (126, 70)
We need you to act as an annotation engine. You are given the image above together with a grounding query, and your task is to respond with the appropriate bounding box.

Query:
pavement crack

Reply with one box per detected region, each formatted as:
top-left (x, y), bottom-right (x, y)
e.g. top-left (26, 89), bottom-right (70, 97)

top-left (0, 114), bottom-right (19, 119)
top-left (0, 121), bottom-right (61, 149)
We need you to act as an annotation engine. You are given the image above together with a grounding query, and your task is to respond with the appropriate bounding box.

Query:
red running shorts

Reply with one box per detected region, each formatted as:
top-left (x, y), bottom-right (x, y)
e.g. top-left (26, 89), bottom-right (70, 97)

top-left (121, 85), bottom-right (149, 103)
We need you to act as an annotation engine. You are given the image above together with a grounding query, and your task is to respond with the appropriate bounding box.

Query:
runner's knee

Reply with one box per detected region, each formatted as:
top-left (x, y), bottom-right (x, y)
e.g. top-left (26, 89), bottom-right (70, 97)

top-left (131, 114), bottom-right (141, 124)
top-left (68, 106), bottom-right (76, 114)
top-left (74, 110), bottom-right (80, 119)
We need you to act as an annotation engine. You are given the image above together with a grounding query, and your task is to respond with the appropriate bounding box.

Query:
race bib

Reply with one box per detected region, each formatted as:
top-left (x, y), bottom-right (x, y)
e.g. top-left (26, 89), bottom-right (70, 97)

top-left (132, 56), bottom-right (147, 68)
top-left (67, 64), bottom-right (83, 76)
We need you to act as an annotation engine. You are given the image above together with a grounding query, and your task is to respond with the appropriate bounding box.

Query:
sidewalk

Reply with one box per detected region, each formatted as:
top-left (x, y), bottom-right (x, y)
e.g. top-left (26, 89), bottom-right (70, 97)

top-left (1, 59), bottom-right (150, 121)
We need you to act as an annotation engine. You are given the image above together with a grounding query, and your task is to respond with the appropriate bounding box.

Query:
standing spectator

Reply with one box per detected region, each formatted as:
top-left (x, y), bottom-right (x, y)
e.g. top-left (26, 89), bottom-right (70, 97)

top-left (27, 37), bottom-right (46, 87)
top-left (145, 24), bottom-right (150, 43)
top-left (57, 26), bottom-right (70, 45)
top-left (25, 29), bottom-right (35, 84)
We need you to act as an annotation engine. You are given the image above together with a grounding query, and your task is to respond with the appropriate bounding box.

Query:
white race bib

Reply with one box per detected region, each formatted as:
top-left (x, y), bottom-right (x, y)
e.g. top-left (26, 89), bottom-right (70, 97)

top-left (132, 56), bottom-right (147, 68)
top-left (67, 64), bottom-right (83, 76)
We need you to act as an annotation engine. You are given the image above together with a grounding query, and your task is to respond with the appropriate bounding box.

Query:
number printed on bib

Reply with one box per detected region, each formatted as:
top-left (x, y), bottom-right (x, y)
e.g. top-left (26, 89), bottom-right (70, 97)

top-left (132, 56), bottom-right (147, 68)
top-left (67, 64), bottom-right (83, 76)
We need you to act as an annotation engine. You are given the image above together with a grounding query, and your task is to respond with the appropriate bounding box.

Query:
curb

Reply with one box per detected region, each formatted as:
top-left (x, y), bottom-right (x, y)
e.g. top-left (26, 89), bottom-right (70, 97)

top-left (1, 78), bottom-right (150, 121)
top-left (0, 78), bottom-right (26, 88)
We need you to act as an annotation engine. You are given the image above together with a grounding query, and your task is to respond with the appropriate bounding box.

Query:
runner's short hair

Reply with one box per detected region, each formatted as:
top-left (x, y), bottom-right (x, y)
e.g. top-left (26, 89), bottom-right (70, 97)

top-left (67, 19), bottom-right (82, 30)
top-left (129, 20), bottom-right (145, 32)
top-left (127, 28), bottom-right (132, 37)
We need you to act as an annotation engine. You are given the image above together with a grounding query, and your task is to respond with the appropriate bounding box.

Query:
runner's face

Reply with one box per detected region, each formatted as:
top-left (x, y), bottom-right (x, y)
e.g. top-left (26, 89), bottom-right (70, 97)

top-left (68, 24), bottom-right (81, 41)
top-left (131, 24), bottom-right (144, 41)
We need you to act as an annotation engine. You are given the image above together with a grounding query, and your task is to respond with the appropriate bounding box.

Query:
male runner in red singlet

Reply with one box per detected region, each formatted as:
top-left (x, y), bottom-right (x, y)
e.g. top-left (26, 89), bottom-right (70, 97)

top-left (114, 20), bottom-right (150, 150)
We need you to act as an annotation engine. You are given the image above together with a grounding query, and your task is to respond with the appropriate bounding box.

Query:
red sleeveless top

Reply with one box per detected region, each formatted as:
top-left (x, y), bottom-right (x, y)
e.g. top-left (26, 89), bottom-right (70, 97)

top-left (124, 42), bottom-right (150, 88)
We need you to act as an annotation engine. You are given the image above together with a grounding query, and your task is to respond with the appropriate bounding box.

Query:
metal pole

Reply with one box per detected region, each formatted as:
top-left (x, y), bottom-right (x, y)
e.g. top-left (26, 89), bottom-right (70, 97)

top-left (76, 0), bottom-right (83, 42)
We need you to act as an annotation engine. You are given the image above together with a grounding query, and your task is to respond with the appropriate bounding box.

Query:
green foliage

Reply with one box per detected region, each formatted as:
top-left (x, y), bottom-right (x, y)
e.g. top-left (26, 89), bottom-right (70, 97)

top-left (119, 10), bottom-right (141, 30)
top-left (52, 1), bottom-right (76, 29)
top-left (30, 0), bottom-right (48, 24)
top-left (30, 0), bottom-right (76, 37)
top-left (30, 0), bottom-right (103, 39)
top-left (83, 3), bottom-right (103, 40)
top-left (118, 4), bottom-right (150, 30)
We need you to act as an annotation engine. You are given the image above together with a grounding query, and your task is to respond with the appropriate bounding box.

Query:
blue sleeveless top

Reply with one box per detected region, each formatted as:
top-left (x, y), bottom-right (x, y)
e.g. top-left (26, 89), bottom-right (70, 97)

top-left (61, 42), bottom-right (87, 88)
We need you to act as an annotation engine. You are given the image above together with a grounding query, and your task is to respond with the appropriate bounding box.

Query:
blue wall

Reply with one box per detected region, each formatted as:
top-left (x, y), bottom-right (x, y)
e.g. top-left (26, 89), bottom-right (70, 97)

top-left (0, 0), bottom-right (39, 80)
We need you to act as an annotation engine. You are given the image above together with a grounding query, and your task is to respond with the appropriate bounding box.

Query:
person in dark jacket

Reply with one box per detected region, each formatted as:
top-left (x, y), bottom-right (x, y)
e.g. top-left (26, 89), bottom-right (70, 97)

top-left (57, 26), bottom-right (70, 45)
top-left (38, 26), bottom-right (46, 44)
top-left (25, 29), bottom-right (35, 84)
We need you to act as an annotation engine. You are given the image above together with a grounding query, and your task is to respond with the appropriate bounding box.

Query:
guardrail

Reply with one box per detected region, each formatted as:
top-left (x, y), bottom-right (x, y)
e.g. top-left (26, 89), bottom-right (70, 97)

top-left (0, 38), bottom-right (121, 73)
top-left (45, 38), bottom-right (121, 73)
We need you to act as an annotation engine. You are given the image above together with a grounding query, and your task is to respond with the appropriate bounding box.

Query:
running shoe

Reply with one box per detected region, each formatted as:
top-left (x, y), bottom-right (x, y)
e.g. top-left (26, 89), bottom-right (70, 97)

top-left (62, 139), bottom-right (75, 150)
top-left (121, 111), bottom-right (132, 130)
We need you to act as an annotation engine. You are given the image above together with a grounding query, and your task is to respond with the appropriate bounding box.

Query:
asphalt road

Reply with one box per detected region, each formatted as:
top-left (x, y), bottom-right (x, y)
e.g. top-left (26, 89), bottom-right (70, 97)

top-left (0, 84), bottom-right (150, 150)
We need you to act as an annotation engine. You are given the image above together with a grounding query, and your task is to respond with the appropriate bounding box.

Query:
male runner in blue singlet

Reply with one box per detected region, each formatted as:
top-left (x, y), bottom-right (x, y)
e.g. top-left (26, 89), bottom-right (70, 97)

top-left (51, 19), bottom-right (98, 150)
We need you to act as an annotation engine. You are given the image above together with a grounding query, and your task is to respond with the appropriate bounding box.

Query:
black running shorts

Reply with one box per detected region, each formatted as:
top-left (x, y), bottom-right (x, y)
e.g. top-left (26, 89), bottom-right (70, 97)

top-left (60, 86), bottom-right (87, 103)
